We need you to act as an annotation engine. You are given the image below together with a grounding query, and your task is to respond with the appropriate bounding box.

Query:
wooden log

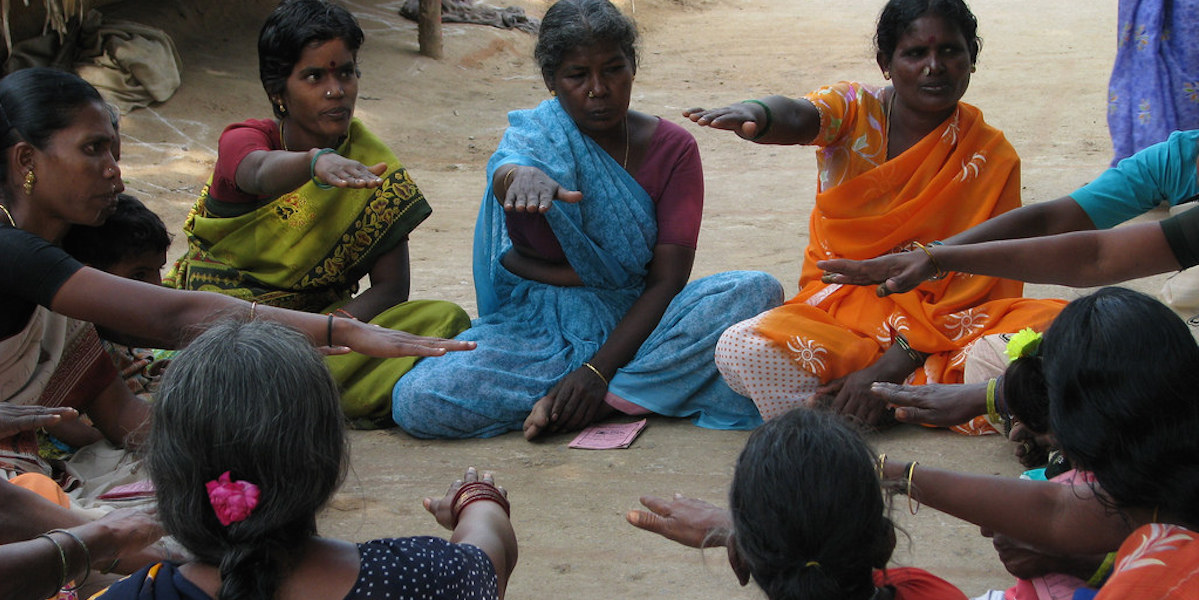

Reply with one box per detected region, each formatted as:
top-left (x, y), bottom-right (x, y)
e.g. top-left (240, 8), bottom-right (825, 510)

top-left (417, 0), bottom-right (442, 59)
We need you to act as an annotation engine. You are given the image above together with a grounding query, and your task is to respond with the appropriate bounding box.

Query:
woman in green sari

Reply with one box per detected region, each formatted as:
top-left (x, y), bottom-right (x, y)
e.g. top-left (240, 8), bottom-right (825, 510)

top-left (165, 0), bottom-right (468, 427)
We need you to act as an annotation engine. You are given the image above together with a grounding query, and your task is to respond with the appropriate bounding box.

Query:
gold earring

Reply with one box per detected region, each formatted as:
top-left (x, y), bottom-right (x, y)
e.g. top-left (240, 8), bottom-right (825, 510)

top-left (883, 71), bottom-right (890, 80)
top-left (277, 103), bottom-right (287, 115)
top-left (971, 64), bottom-right (977, 73)
top-left (550, 89), bottom-right (556, 97)
top-left (587, 91), bottom-right (595, 98)
top-left (23, 169), bottom-right (35, 196)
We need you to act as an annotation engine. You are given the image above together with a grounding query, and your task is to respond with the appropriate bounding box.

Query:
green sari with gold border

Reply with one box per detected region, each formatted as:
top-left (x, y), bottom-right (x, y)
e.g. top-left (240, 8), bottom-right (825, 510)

top-left (165, 119), bottom-right (468, 427)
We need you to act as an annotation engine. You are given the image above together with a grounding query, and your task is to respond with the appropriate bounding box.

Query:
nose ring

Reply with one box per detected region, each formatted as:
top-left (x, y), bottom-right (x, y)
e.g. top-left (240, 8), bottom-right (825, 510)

top-left (588, 91), bottom-right (595, 99)
top-left (326, 89), bottom-right (335, 99)
top-left (921, 65), bottom-right (931, 76)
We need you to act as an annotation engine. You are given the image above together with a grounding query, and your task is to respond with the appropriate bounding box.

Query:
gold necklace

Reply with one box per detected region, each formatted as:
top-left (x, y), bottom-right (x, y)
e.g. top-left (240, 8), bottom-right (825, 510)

top-left (622, 116), bottom-right (630, 169)
top-left (0, 202), bottom-right (14, 227)
top-left (280, 119), bottom-right (290, 152)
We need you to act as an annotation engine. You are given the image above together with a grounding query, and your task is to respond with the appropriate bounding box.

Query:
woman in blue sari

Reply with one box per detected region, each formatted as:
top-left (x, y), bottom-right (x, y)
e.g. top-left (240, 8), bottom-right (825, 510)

top-left (392, 0), bottom-right (781, 440)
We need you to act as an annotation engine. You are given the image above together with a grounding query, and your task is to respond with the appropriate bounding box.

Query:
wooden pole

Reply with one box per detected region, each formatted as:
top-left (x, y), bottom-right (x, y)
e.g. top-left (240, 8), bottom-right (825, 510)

top-left (417, 0), bottom-right (443, 59)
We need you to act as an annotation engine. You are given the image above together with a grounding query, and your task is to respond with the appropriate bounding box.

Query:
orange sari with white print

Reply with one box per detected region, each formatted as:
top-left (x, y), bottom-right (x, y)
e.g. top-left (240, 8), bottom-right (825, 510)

top-left (756, 82), bottom-right (1063, 434)
top-left (1096, 524), bottom-right (1199, 599)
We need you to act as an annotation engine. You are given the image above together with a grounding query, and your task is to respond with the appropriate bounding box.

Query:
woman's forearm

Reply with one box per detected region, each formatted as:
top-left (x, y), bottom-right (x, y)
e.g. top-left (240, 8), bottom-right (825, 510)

top-left (0, 484), bottom-right (87, 545)
top-left (55, 270), bottom-right (370, 350)
top-left (588, 287), bottom-right (676, 376)
top-left (934, 223), bottom-right (1179, 287)
top-left (500, 250), bottom-right (583, 287)
top-left (942, 196), bottom-right (1097, 246)
top-left (880, 461), bottom-right (1131, 554)
top-left (235, 148), bottom-right (314, 198)
top-left (748, 95), bottom-right (820, 145)
top-left (451, 504), bottom-right (517, 599)
top-left (342, 242), bottom-right (412, 322)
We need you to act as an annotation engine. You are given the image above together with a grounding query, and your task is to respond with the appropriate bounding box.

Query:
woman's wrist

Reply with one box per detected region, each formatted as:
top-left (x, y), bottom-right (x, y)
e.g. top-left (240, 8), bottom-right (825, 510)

top-left (309, 148), bottom-right (337, 189)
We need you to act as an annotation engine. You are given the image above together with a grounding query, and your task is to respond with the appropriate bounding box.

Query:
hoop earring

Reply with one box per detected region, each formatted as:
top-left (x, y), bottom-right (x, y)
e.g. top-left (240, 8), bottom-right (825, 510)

top-left (23, 169), bottom-right (35, 196)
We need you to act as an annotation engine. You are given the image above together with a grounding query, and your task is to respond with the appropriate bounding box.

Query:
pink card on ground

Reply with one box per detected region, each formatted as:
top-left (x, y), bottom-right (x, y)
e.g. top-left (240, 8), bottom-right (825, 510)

top-left (97, 479), bottom-right (156, 500)
top-left (569, 419), bottom-right (648, 450)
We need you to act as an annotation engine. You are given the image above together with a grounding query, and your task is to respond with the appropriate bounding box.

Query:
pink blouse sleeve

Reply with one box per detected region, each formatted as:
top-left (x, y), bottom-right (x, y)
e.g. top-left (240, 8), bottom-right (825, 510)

top-left (208, 119), bottom-right (280, 204)
top-left (637, 118), bottom-right (703, 249)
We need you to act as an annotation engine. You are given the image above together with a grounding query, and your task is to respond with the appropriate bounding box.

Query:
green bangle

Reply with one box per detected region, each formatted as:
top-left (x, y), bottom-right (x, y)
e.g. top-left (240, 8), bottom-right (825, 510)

top-left (38, 533), bottom-right (68, 591)
top-left (48, 528), bottom-right (90, 592)
top-left (1086, 551), bottom-right (1117, 587)
top-left (741, 99), bottom-right (773, 141)
top-left (892, 332), bottom-right (923, 366)
top-left (985, 377), bottom-right (1001, 425)
top-left (310, 148), bottom-right (337, 190)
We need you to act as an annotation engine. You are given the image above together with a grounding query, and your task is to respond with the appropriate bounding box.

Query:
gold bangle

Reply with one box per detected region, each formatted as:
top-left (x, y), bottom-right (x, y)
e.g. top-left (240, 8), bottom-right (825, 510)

top-left (913, 241), bottom-right (948, 280)
top-left (581, 361), bottom-right (609, 386)
top-left (502, 167), bottom-right (517, 189)
top-left (905, 461), bottom-right (920, 515)
top-left (876, 452), bottom-right (887, 479)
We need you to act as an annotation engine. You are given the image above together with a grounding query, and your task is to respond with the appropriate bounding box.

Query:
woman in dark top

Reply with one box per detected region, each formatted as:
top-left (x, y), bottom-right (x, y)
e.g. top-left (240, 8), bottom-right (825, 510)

top-left (92, 320), bottom-right (516, 600)
top-left (0, 67), bottom-right (471, 586)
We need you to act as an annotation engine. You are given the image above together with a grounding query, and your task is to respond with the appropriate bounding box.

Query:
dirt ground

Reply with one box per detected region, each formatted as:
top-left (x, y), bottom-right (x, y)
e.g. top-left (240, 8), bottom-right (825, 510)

top-left (100, 0), bottom-right (1157, 596)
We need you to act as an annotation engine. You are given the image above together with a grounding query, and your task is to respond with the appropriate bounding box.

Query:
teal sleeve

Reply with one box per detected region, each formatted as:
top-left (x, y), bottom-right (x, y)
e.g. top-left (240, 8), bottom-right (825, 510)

top-left (1071, 130), bottom-right (1199, 229)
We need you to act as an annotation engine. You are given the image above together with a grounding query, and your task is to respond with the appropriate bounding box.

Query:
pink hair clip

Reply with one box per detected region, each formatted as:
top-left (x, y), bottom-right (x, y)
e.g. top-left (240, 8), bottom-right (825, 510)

top-left (205, 471), bottom-right (260, 526)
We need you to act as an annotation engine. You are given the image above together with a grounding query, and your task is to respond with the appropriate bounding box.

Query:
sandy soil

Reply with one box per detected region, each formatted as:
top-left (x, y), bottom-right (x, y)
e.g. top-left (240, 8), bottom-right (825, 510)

top-left (102, 0), bottom-right (1152, 596)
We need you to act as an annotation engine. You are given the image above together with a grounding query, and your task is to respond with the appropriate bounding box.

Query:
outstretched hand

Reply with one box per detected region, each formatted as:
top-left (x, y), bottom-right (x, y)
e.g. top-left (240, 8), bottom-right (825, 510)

top-left (625, 494), bottom-right (732, 549)
top-left (683, 105), bottom-right (762, 140)
top-left (501, 166), bottom-right (583, 213)
top-left (0, 405), bottom-right (78, 439)
top-left (627, 495), bottom-right (751, 586)
top-left (818, 251), bottom-right (935, 296)
top-left (423, 467), bottom-right (508, 531)
top-left (870, 382), bottom-right (982, 427)
top-left (312, 152), bottom-right (387, 189)
top-left (337, 320), bottom-right (476, 358)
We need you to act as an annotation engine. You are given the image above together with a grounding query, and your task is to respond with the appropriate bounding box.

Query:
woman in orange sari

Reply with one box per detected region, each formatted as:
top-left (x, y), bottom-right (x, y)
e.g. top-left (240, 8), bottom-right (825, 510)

top-left (686, 0), bottom-right (1062, 430)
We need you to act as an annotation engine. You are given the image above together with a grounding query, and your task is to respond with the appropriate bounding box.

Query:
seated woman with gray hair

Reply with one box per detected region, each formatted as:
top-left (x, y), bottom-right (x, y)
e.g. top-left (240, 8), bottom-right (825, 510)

top-left (92, 320), bottom-right (518, 600)
top-left (392, 0), bottom-right (782, 441)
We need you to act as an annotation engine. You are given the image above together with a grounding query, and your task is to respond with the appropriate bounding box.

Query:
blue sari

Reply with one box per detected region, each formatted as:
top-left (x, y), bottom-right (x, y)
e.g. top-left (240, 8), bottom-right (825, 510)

top-left (392, 99), bottom-right (781, 438)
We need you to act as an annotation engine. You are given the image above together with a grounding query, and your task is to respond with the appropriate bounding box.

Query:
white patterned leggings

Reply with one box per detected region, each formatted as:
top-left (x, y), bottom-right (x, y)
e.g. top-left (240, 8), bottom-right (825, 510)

top-left (715, 313), bottom-right (821, 421)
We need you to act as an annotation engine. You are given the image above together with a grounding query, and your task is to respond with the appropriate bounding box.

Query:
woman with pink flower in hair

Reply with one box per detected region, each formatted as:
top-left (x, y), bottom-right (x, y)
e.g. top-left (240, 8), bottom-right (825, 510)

top-left (91, 319), bottom-right (517, 600)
